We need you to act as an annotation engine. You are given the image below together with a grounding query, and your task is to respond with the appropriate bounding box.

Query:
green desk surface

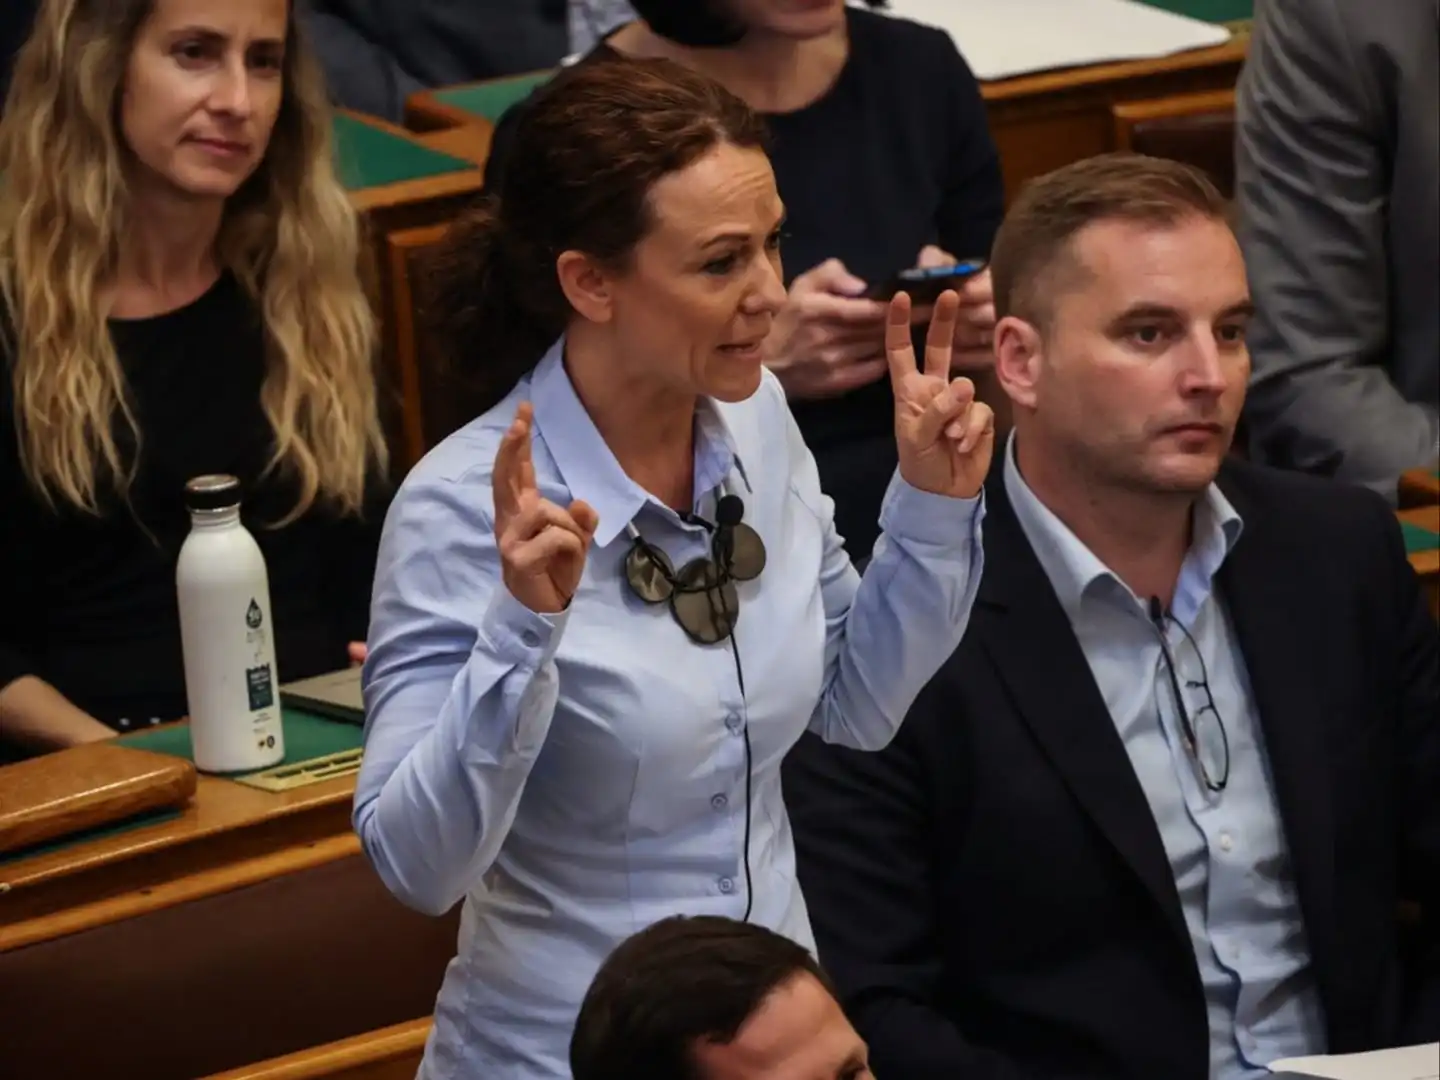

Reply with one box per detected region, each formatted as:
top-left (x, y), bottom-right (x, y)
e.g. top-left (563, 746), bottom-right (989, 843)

top-left (332, 113), bottom-right (472, 191)
top-left (0, 711), bottom-right (359, 870)
top-left (1401, 521), bottom-right (1440, 556)
top-left (117, 708), bottom-right (363, 771)
top-left (1137, 0), bottom-right (1253, 25)
top-left (433, 70), bottom-right (554, 123)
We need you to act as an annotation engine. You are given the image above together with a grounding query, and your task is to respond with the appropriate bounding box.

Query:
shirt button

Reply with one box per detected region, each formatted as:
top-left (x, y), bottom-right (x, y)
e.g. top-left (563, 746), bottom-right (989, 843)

top-left (1219, 832), bottom-right (1234, 852)
top-left (520, 629), bottom-right (542, 647)
top-left (725, 712), bottom-right (743, 734)
top-left (718, 877), bottom-right (735, 894)
top-left (711, 794), bottom-right (728, 811)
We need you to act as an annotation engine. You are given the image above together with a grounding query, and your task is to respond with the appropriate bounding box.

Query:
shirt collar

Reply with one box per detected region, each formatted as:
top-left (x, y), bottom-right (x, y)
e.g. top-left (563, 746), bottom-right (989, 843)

top-left (1002, 432), bottom-right (1243, 622)
top-left (527, 337), bottom-right (750, 548)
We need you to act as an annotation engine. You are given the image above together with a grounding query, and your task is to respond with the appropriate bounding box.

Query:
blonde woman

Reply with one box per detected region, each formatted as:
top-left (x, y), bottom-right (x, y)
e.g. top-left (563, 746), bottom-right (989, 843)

top-left (0, 0), bottom-right (388, 755)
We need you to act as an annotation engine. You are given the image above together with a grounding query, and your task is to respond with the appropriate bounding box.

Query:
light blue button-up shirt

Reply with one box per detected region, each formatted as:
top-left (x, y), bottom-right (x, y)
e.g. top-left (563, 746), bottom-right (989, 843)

top-left (355, 340), bottom-right (985, 1079)
top-left (1003, 436), bottom-right (1327, 1078)
top-left (567, 0), bottom-right (633, 54)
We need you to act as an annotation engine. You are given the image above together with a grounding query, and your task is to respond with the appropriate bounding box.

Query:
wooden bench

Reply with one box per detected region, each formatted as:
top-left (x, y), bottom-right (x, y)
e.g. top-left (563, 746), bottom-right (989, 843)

top-left (204, 1018), bottom-right (431, 1080)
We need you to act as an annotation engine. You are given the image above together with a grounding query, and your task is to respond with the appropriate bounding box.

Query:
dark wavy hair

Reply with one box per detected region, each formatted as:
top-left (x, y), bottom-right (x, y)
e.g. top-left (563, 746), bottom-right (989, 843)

top-left (425, 57), bottom-right (768, 415)
top-left (631, 0), bottom-right (889, 48)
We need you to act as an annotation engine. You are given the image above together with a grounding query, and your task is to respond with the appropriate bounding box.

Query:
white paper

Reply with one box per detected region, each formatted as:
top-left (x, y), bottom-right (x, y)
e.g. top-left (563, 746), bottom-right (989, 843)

top-left (881, 0), bottom-right (1231, 82)
top-left (1269, 1043), bottom-right (1440, 1080)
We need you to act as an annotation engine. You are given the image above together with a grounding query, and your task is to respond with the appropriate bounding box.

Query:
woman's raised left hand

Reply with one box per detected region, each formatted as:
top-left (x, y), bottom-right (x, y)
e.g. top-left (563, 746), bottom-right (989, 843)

top-left (886, 290), bottom-right (996, 499)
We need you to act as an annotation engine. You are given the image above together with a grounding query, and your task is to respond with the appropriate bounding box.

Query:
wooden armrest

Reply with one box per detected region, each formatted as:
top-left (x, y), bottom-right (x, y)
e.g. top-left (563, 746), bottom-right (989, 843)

top-left (202, 1018), bottom-right (432, 1080)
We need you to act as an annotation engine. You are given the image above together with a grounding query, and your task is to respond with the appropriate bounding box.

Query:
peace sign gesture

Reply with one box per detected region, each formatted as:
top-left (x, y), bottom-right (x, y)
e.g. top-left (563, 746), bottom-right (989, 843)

top-left (494, 402), bottom-right (600, 614)
top-left (886, 290), bottom-right (996, 500)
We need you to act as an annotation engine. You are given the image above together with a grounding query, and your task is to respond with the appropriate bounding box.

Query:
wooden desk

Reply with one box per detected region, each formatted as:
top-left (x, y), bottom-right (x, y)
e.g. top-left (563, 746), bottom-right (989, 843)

top-left (403, 38), bottom-right (1248, 203)
top-left (1399, 467), bottom-right (1440, 508)
top-left (205, 1018), bottom-right (430, 1080)
top-left (0, 768), bottom-right (457, 1080)
top-left (418, 124), bottom-right (495, 169)
top-left (337, 110), bottom-right (485, 471)
top-left (981, 37), bottom-right (1248, 201)
top-left (1399, 504), bottom-right (1440, 619)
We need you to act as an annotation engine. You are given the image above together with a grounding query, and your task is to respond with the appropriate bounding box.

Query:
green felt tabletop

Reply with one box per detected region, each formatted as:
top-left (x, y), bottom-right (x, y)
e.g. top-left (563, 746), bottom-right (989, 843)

top-left (1137, 0), bottom-right (1253, 24)
top-left (1401, 521), bottom-right (1440, 556)
top-left (433, 70), bottom-right (554, 123)
top-left (117, 708), bottom-right (363, 774)
top-left (331, 113), bottom-right (472, 191)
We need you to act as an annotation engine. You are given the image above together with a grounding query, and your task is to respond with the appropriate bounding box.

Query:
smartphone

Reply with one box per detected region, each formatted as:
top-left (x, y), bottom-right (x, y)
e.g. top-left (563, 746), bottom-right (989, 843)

top-left (864, 257), bottom-right (988, 304)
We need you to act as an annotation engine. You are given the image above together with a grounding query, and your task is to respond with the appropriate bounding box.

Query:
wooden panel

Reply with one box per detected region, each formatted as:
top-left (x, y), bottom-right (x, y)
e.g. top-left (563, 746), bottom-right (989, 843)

top-left (418, 124), bottom-right (495, 169)
top-left (204, 1019), bottom-right (430, 1080)
top-left (1112, 87), bottom-right (1237, 137)
top-left (0, 852), bottom-right (456, 1080)
top-left (982, 38), bottom-right (1247, 200)
top-left (0, 771), bottom-right (354, 941)
top-left (0, 744), bottom-right (195, 855)
top-left (1399, 467), bottom-right (1440, 507)
top-left (1112, 88), bottom-right (1237, 196)
top-left (382, 222), bottom-right (483, 466)
top-left (335, 110), bottom-right (485, 477)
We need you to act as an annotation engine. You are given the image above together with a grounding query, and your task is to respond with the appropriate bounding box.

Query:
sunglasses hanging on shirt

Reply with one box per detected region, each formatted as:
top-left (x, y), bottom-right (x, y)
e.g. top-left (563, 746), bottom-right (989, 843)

top-left (623, 491), bottom-right (766, 644)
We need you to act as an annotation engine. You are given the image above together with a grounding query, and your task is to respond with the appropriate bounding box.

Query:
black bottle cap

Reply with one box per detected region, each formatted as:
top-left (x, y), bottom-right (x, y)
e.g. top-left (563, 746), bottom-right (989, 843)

top-left (184, 474), bottom-right (242, 512)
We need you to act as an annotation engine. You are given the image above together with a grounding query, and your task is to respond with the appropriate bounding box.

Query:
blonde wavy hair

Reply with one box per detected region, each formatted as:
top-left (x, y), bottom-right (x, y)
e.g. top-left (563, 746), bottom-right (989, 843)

top-left (0, 0), bottom-right (387, 521)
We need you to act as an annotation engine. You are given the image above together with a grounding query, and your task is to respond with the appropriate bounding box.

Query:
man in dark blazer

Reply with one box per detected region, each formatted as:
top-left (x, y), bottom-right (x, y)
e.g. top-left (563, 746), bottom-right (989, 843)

top-left (785, 153), bottom-right (1440, 1080)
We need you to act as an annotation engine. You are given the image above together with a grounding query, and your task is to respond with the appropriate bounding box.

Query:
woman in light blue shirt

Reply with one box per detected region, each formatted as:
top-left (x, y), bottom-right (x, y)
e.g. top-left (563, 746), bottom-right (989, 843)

top-left (356, 56), bottom-right (994, 1079)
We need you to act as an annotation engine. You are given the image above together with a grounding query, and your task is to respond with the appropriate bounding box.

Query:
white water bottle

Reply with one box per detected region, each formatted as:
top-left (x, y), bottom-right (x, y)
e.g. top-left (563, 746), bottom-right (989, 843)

top-left (176, 474), bottom-right (285, 773)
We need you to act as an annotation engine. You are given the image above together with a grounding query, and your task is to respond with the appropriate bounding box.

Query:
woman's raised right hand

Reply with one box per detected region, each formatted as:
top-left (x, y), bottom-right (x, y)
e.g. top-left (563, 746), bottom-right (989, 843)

top-left (493, 403), bottom-right (599, 614)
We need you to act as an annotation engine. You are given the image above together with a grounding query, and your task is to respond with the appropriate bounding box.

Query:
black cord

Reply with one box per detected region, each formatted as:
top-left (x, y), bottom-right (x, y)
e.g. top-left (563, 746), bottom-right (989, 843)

top-left (728, 631), bottom-right (755, 923)
top-left (633, 506), bottom-right (756, 919)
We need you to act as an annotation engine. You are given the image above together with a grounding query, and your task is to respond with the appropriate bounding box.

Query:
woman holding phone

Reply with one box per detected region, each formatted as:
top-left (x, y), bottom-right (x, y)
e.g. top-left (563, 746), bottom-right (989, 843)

top-left (486, 0), bottom-right (1004, 561)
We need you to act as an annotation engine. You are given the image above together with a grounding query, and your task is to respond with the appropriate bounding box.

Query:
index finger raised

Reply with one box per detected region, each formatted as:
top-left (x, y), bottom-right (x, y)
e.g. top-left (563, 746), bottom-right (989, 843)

top-left (492, 402), bottom-right (533, 519)
top-left (885, 291), bottom-right (919, 386)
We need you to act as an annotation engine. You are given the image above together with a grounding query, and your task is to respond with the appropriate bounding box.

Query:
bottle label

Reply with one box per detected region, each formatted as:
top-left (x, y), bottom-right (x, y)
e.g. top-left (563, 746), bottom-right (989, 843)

top-left (247, 664), bottom-right (275, 711)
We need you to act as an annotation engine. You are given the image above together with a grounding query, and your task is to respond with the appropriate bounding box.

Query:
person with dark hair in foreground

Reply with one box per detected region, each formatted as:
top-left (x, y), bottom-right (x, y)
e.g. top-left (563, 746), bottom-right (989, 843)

top-left (484, 0), bottom-right (1005, 562)
top-left (787, 153), bottom-right (1440, 1080)
top-left (572, 916), bottom-right (873, 1080)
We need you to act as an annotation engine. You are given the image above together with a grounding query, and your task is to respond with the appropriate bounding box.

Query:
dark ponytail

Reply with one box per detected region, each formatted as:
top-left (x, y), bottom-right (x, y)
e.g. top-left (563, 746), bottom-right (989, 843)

top-left (425, 197), bottom-right (570, 416)
top-left (423, 57), bottom-right (768, 417)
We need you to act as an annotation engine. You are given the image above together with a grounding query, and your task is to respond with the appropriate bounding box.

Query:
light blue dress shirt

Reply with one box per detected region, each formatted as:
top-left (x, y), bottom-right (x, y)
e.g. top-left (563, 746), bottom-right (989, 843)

top-left (1003, 436), bottom-right (1327, 1078)
top-left (566, 0), bottom-right (633, 55)
top-left (355, 340), bottom-right (985, 1080)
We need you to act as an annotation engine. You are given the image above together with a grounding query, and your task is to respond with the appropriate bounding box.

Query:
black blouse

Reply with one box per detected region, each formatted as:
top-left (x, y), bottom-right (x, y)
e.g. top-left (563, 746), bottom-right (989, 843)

top-left (0, 273), bottom-right (386, 731)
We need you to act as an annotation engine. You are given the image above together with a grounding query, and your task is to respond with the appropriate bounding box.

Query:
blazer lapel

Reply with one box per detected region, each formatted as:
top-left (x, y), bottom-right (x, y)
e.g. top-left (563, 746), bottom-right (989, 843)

top-left (977, 481), bottom-right (1191, 949)
top-left (1215, 474), bottom-right (1338, 976)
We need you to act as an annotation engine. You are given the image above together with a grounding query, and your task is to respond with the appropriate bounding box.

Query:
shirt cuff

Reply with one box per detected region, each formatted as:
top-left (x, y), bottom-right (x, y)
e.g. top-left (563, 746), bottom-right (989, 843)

top-left (878, 472), bottom-right (987, 547)
top-left (476, 588), bottom-right (568, 671)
